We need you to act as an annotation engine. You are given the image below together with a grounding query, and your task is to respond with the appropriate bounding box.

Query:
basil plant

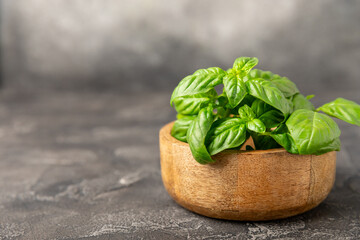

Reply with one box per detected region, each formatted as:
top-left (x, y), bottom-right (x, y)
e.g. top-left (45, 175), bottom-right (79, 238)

top-left (170, 57), bottom-right (360, 164)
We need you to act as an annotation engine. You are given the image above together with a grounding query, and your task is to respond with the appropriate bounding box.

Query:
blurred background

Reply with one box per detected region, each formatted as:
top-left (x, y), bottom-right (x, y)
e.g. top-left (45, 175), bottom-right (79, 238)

top-left (0, 1), bottom-right (360, 238)
top-left (1, 0), bottom-right (360, 94)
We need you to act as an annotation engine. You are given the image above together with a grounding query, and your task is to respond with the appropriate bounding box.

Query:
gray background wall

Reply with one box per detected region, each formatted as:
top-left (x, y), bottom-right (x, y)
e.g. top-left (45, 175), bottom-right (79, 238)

top-left (1, 0), bottom-right (360, 94)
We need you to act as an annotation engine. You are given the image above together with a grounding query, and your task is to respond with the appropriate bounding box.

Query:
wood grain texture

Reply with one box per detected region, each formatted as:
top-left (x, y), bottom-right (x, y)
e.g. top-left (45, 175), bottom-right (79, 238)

top-left (160, 122), bottom-right (336, 221)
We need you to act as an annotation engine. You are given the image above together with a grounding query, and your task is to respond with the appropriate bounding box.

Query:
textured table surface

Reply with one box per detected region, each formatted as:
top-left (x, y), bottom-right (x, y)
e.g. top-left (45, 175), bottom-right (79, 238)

top-left (0, 88), bottom-right (359, 240)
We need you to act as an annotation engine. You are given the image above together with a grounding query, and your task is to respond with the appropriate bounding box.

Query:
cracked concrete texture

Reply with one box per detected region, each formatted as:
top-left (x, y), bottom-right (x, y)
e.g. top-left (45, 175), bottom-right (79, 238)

top-left (0, 89), bottom-right (358, 239)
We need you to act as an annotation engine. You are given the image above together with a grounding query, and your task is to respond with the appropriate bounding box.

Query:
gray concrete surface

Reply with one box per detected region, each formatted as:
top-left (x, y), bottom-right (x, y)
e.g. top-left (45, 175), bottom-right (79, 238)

top-left (0, 88), bottom-right (359, 239)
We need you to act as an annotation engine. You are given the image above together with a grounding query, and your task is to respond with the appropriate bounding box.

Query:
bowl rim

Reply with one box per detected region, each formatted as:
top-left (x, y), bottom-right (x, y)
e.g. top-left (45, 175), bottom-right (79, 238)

top-left (162, 121), bottom-right (288, 156)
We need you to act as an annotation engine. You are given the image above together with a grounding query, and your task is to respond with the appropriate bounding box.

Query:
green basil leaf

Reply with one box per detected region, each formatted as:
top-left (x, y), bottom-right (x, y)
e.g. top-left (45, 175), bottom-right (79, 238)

top-left (206, 118), bottom-right (247, 155)
top-left (216, 93), bottom-right (229, 107)
top-left (173, 89), bottom-right (217, 115)
top-left (251, 99), bottom-right (284, 128)
top-left (176, 113), bottom-right (196, 119)
top-left (270, 124), bottom-right (299, 154)
top-left (286, 109), bottom-right (341, 155)
top-left (245, 69), bottom-right (298, 98)
top-left (317, 98), bottom-right (360, 126)
top-left (232, 57), bottom-right (259, 75)
top-left (187, 105), bottom-right (215, 164)
top-left (247, 119), bottom-right (266, 133)
top-left (251, 133), bottom-right (281, 150)
top-left (237, 95), bottom-right (256, 108)
top-left (223, 74), bottom-right (247, 108)
top-left (192, 67), bottom-right (225, 76)
top-left (271, 77), bottom-right (299, 98)
top-left (228, 95), bottom-right (255, 115)
top-left (317, 137), bottom-right (341, 154)
top-left (238, 104), bottom-right (255, 121)
top-left (251, 99), bottom-right (274, 117)
top-left (271, 133), bottom-right (299, 154)
top-left (216, 107), bottom-right (230, 119)
top-left (246, 78), bottom-right (291, 116)
top-left (306, 94), bottom-right (315, 100)
top-left (292, 93), bottom-right (315, 111)
top-left (245, 69), bottom-right (275, 81)
top-left (171, 116), bottom-right (196, 142)
top-left (259, 110), bottom-right (284, 129)
top-left (170, 67), bottom-right (226, 105)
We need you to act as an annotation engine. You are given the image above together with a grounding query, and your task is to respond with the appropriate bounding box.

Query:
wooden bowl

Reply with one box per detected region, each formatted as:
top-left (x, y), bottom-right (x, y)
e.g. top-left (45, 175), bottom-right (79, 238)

top-left (159, 122), bottom-right (336, 221)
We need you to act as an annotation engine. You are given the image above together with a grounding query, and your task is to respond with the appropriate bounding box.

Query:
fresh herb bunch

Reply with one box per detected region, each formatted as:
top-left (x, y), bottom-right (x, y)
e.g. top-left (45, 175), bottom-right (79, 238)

top-left (170, 57), bottom-right (360, 164)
